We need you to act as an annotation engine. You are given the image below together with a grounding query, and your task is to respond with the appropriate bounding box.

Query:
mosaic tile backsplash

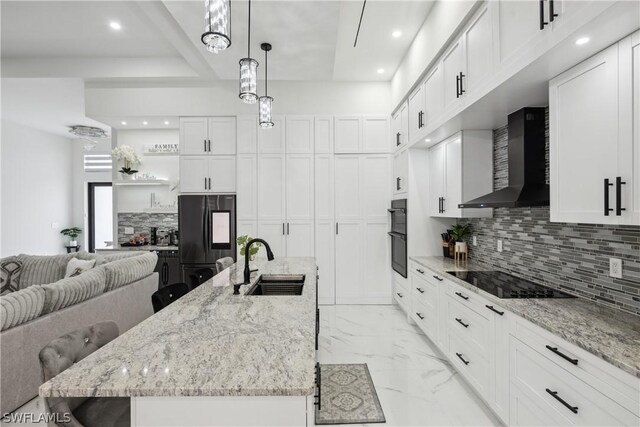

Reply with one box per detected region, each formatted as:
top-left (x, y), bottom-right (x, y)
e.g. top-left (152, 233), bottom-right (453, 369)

top-left (118, 213), bottom-right (178, 243)
top-left (463, 108), bottom-right (640, 315)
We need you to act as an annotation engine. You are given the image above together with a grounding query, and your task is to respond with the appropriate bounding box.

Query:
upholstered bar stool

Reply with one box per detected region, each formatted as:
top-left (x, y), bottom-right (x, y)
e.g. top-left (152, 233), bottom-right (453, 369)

top-left (39, 321), bottom-right (130, 427)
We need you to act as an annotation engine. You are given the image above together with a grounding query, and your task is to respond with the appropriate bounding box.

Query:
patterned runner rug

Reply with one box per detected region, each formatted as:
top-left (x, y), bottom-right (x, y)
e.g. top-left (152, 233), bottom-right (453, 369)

top-left (315, 363), bottom-right (386, 425)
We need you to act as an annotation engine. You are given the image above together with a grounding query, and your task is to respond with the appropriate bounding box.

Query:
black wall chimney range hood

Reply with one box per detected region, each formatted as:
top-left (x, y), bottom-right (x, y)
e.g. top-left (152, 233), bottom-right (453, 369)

top-left (459, 107), bottom-right (549, 209)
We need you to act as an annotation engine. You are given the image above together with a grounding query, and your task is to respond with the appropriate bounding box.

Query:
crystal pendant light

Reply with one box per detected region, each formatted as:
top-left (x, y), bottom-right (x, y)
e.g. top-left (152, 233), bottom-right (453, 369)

top-left (259, 43), bottom-right (274, 128)
top-left (239, 0), bottom-right (258, 104)
top-left (201, 0), bottom-right (231, 54)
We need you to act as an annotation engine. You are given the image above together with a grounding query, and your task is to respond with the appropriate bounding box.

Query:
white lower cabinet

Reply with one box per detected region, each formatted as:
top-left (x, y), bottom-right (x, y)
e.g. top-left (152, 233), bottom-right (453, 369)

top-left (400, 262), bottom-right (638, 426)
top-left (315, 220), bottom-right (335, 305)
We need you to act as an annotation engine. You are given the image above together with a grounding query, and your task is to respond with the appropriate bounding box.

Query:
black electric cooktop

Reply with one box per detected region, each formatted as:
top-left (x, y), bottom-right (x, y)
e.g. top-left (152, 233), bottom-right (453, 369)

top-left (446, 270), bottom-right (576, 299)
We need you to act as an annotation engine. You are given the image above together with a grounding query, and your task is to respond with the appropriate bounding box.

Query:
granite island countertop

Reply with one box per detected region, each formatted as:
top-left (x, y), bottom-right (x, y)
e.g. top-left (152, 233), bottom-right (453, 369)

top-left (410, 256), bottom-right (640, 378)
top-left (96, 245), bottom-right (179, 252)
top-left (39, 257), bottom-right (317, 398)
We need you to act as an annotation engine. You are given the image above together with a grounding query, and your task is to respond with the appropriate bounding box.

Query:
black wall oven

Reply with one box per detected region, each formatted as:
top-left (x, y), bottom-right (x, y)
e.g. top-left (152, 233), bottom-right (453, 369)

top-left (388, 199), bottom-right (407, 278)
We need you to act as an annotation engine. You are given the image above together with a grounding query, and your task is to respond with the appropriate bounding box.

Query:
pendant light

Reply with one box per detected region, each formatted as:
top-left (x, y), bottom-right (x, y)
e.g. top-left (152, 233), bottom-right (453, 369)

top-left (239, 0), bottom-right (258, 104)
top-left (259, 43), bottom-right (274, 128)
top-left (201, 0), bottom-right (231, 54)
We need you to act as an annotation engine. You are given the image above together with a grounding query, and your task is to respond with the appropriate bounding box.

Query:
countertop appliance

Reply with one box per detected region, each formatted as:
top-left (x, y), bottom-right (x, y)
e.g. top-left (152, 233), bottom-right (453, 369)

top-left (446, 270), bottom-right (576, 299)
top-left (179, 195), bottom-right (236, 283)
top-left (388, 199), bottom-right (407, 278)
top-left (458, 107), bottom-right (549, 208)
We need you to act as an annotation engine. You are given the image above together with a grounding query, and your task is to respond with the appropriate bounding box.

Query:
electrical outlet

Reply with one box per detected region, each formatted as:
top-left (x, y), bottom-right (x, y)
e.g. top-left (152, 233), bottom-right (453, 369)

top-left (610, 258), bottom-right (623, 278)
top-left (472, 236), bottom-right (477, 246)
top-left (497, 240), bottom-right (503, 252)
top-left (124, 227), bottom-right (134, 235)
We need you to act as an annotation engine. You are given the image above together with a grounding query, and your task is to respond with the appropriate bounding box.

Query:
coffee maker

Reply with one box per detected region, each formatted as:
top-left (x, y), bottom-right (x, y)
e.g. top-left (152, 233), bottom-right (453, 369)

top-left (150, 227), bottom-right (158, 245)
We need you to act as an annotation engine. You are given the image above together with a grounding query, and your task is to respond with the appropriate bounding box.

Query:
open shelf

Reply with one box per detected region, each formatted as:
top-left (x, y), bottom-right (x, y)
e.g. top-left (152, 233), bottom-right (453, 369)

top-left (113, 179), bottom-right (170, 186)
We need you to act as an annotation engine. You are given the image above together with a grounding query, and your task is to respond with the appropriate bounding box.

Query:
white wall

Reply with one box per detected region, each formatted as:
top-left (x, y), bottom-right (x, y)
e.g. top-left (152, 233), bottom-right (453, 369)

top-left (86, 80), bottom-right (391, 119)
top-left (1, 120), bottom-right (75, 255)
top-left (390, 0), bottom-right (478, 109)
top-left (114, 129), bottom-right (180, 213)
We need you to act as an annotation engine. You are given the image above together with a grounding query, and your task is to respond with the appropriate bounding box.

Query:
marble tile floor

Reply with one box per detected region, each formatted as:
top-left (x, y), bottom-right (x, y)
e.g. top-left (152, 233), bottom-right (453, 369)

top-left (317, 304), bottom-right (502, 427)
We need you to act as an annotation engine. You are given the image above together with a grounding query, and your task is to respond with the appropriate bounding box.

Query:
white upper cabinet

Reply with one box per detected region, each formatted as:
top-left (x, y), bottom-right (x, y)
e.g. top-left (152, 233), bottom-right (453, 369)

top-left (408, 83), bottom-right (426, 144)
top-left (334, 116), bottom-right (361, 153)
top-left (424, 65), bottom-right (444, 128)
top-left (285, 154), bottom-right (314, 220)
top-left (180, 117), bottom-right (209, 155)
top-left (285, 116), bottom-right (314, 154)
top-left (258, 116), bottom-right (286, 153)
top-left (462, 3), bottom-right (494, 97)
top-left (257, 154), bottom-right (286, 220)
top-left (550, 32), bottom-right (639, 225)
top-left (335, 116), bottom-right (390, 154)
top-left (180, 117), bottom-right (235, 155)
top-left (362, 116), bottom-right (390, 153)
top-left (237, 115), bottom-right (257, 154)
top-left (208, 117), bottom-right (236, 154)
top-left (179, 156), bottom-right (209, 193)
top-left (393, 148), bottom-right (409, 196)
top-left (208, 156), bottom-right (236, 192)
top-left (429, 131), bottom-right (493, 218)
top-left (314, 116), bottom-right (334, 154)
top-left (442, 38), bottom-right (465, 113)
top-left (314, 154), bottom-right (334, 220)
top-left (632, 33), bottom-right (640, 223)
top-left (496, 0), bottom-right (546, 66)
top-left (334, 155), bottom-right (361, 220)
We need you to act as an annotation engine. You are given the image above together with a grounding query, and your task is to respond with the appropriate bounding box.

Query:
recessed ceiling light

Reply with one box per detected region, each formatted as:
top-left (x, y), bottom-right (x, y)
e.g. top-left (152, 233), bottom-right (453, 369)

top-left (142, 121), bottom-right (148, 125)
top-left (109, 21), bottom-right (121, 31)
top-left (425, 138), bottom-right (431, 142)
top-left (392, 30), bottom-right (402, 38)
top-left (121, 121), bottom-right (127, 125)
top-left (377, 68), bottom-right (385, 74)
top-left (164, 120), bottom-right (170, 125)
top-left (575, 37), bottom-right (590, 46)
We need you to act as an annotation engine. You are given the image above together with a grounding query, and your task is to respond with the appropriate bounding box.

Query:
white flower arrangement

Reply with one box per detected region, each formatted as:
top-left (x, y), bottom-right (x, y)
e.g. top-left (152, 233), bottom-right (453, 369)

top-left (111, 145), bottom-right (141, 175)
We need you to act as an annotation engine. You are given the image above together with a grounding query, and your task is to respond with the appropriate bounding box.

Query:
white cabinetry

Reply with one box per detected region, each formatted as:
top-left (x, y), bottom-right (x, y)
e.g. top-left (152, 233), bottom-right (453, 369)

top-left (237, 115), bottom-right (257, 154)
top-left (462, 3), bottom-right (494, 97)
top-left (314, 116), bottom-right (334, 154)
top-left (423, 64), bottom-right (444, 128)
top-left (335, 155), bottom-right (390, 304)
top-left (442, 38), bottom-right (465, 113)
top-left (286, 116), bottom-right (314, 154)
top-left (335, 116), bottom-right (390, 153)
top-left (257, 116), bottom-right (286, 153)
top-left (315, 154), bottom-right (335, 304)
top-left (408, 84), bottom-right (425, 144)
top-left (392, 148), bottom-right (408, 196)
top-left (392, 102), bottom-right (409, 151)
top-left (180, 117), bottom-right (236, 155)
top-left (428, 131), bottom-right (493, 218)
top-left (237, 154), bottom-right (257, 220)
top-left (550, 32), bottom-right (639, 225)
top-left (334, 116), bottom-right (361, 153)
top-left (180, 156), bottom-right (236, 193)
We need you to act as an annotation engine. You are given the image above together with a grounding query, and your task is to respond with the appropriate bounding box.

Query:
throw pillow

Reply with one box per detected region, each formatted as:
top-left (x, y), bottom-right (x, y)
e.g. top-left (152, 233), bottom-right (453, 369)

top-left (64, 258), bottom-right (96, 278)
top-left (1, 257), bottom-right (23, 295)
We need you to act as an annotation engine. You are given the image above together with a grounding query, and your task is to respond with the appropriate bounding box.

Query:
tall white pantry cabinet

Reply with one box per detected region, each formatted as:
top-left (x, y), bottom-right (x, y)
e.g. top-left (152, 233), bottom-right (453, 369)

top-left (180, 114), bottom-right (392, 305)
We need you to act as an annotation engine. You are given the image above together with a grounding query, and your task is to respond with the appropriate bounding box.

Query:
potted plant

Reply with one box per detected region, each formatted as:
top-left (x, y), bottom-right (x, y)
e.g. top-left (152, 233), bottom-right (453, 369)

top-left (450, 223), bottom-right (472, 252)
top-left (61, 227), bottom-right (82, 247)
top-left (111, 145), bottom-right (141, 179)
top-left (236, 235), bottom-right (262, 262)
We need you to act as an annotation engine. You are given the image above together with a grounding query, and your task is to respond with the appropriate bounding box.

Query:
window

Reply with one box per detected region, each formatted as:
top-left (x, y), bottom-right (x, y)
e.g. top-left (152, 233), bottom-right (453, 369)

top-left (83, 154), bottom-right (112, 172)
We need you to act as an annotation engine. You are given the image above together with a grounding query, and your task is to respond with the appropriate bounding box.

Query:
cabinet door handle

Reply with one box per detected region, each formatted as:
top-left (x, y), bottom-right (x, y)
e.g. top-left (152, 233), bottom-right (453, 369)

top-left (549, 0), bottom-right (558, 22)
top-left (539, 0), bottom-right (549, 30)
top-left (287, 223), bottom-right (290, 235)
top-left (545, 389), bottom-right (578, 414)
top-left (616, 177), bottom-right (626, 216)
top-left (485, 305), bottom-right (504, 316)
top-left (545, 345), bottom-right (578, 365)
top-left (456, 74), bottom-right (460, 98)
top-left (396, 132), bottom-right (401, 146)
top-left (456, 353), bottom-right (470, 365)
top-left (441, 197), bottom-right (445, 213)
top-left (416, 313), bottom-right (425, 320)
top-left (604, 178), bottom-right (614, 216)
top-left (416, 287), bottom-right (425, 294)
top-left (455, 318), bottom-right (469, 328)
top-left (396, 177), bottom-right (401, 191)
top-left (208, 177), bottom-right (211, 190)
top-left (455, 291), bottom-right (469, 300)
top-left (396, 292), bottom-right (403, 298)
top-left (203, 139), bottom-right (207, 152)
top-left (416, 268), bottom-right (424, 274)
top-left (459, 72), bottom-right (465, 95)
top-left (335, 223), bottom-right (339, 235)
top-left (208, 139), bottom-right (211, 152)
top-left (204, 177), bottom-right (208, 190)
top-left (432, 275), bottom-right (443, 282)
top-left (438, 197), bottom-right (442, 213)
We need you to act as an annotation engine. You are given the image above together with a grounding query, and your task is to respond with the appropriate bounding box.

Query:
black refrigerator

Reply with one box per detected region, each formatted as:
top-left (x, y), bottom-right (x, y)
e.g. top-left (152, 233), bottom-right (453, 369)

top-left (178, 195), bottom-right (236, 283)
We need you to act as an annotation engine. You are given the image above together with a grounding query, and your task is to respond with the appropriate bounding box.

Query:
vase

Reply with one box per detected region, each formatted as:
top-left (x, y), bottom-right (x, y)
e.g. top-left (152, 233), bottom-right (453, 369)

top-left (69, 240), bottom-right (77, 247)
top-left (121, 173), bottom-right (133, 180)
top-left (455, 241), bottom-right (467, 252)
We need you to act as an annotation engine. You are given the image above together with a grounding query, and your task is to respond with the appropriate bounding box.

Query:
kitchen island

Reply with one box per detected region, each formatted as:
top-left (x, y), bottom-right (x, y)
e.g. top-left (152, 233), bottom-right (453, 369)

top-left (39, 257), bottom-right (318, 426)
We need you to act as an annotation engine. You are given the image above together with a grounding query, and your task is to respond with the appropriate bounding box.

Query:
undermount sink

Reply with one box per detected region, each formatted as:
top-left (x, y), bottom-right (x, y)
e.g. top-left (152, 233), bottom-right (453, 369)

top-left (245, 274), bottom-right (305, 296)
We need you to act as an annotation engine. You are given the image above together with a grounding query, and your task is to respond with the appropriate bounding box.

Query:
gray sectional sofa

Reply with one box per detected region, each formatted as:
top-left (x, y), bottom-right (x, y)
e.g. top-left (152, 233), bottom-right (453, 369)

top-left (0, 251), bottom-right (159, 414)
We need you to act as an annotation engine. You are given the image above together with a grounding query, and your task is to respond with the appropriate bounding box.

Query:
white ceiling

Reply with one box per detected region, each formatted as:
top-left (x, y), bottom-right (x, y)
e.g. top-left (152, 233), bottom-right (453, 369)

top-left (1, 0), bottom-right (434, 82)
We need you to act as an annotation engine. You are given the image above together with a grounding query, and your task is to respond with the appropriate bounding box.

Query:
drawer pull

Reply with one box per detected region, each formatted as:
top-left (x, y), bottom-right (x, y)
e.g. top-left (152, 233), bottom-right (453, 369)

top-left (455, 318), bottom-right (469, 328)
top-left (396, 292), bottom-right (403, 298)
top-left (416, 269), bottom-right (425, 274)
top-left (456, 352), bottom-right (469, 365)
top-left (545, 345), bottom-right (578, 366)
top-left (545, 389), bottom-right (578, 414)
top-left (416, 287), bottom-right (425, 294)
top-left (455, 291), bottom-right (469, 300)
top-left (416, 313), bottom-right (425, 320)
top-left (432, 275), bottom-right (443, 281)
top-left (485, 305), bottom-right (504, 316)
